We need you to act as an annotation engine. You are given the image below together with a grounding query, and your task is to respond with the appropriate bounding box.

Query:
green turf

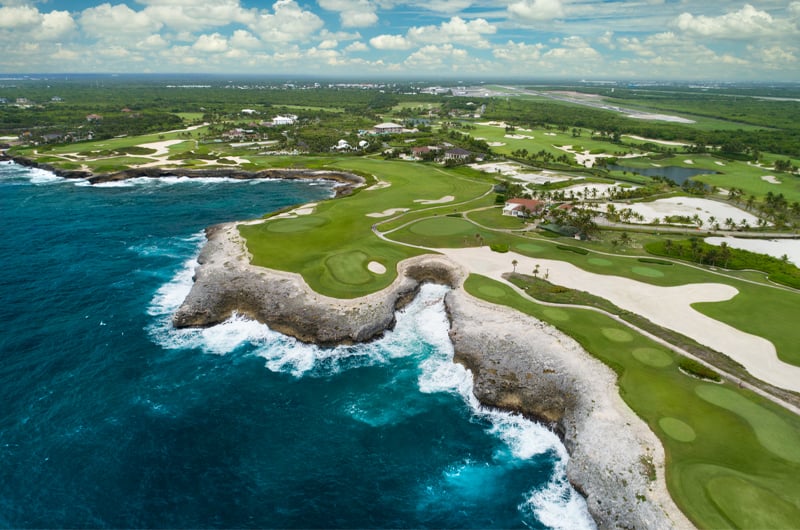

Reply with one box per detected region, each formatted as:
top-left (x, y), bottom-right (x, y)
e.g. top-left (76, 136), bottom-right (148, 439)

top-left (464, 274), bottom-right (800, 529)
top-left (239, 158), bottom-right (491, 298)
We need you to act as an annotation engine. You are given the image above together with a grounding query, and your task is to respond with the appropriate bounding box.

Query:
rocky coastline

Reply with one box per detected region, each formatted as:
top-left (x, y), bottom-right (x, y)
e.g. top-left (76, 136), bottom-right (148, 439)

top-left (0, 154), bottom-right (365, 196)
top-left (173, 221), bottom-right (694, 530)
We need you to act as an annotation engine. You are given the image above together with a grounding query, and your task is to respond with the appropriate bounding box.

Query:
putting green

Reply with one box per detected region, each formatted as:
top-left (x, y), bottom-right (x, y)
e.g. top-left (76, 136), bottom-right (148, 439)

top-left (408, 217), bottom-right (474, 237)
top-left (706, 475), bottom-right (800, 529)
top-left (267, 216), bottom-right (327, 233)
top-left (631, 266), bottom-right (665, 278)
top-left (632, 347), bottom-right (673, 368)
top-left (542, 308), bottom-right (570, 322)
top-left (325, 250), bottom-right (373, 286)
top-left (601, 327), bottom-right (634, 342)
top-left (659, 417), bottom-right (696, 442)
top-left (588, 257), bottom-right (613, 266)
top-left (516, 243), bottom-right (545, 254)
top-left (478, 285), bottom-right (506, 298)
top-left (696, 385), bottom-right (800, 463)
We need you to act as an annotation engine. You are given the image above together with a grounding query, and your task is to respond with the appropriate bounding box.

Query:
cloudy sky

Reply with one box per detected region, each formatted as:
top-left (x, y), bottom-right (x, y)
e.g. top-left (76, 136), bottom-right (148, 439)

top-left (0, 0), bottom-right (798, 80)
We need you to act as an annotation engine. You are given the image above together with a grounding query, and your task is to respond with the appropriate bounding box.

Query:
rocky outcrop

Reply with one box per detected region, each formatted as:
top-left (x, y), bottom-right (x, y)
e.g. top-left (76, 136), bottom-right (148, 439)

top-left (173, 222), bottom-right (694, 529)
top-left (3, 156), bottom-right (364, 197)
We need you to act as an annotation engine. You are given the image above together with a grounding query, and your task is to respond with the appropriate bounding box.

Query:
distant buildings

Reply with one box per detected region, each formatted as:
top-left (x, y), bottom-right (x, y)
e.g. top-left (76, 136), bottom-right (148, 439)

top-left (86, 114), bottom-right (103, 122)
top-left (372, 122), bottom-right (403, 134)
top-left (271, 114), bottom-right (297, 126)
top-left (443, 147), bottom-right (472, 162)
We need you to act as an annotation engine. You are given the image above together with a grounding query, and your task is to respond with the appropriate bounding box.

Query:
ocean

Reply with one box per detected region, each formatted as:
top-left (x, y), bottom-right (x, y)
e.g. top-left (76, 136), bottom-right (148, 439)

top-left (0, 161), bottom-right (594, 529)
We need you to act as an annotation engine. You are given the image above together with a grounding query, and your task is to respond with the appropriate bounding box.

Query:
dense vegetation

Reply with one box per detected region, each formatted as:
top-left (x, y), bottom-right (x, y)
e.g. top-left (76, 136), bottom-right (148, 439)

top-left (646, 238), bottom-right (800, 289)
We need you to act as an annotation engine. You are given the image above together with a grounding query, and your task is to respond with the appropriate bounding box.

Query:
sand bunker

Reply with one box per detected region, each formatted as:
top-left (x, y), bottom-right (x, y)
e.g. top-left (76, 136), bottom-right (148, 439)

top-left (136, 139), bottom-right (186, 157)
top-left (715, 161), bottom-right (726, 166)
top-left (272, 203), bottom-right (318, 219)
top-left (365, 181), bottom-right (391, 191)
top-left (414, 195), bottom-right (455, 205)
top-left (706, 237), bottom-right (800, 266)
top-left (367, 261), bottom-right (387, 274)
top-left (438, 246), bottom-right (800, 393)
top-left (487, 142), bottom-right (506, 147)
top-left (505, 134), bottom-right (534, 140)
top-left (598, 197), bottom-right (759, 228)
top-left (761, 175), bottom-right (781, 184)
top-left (684, 159), bottom-right (694, 165)
top-left (366, 208), bottom-right (410, 218)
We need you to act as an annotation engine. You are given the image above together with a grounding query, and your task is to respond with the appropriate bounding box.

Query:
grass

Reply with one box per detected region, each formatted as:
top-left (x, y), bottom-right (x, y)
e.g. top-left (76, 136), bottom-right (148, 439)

top-left (463, 274), bottom-right (800, 530)
top-left (238, 158), bottom-right (491, 298)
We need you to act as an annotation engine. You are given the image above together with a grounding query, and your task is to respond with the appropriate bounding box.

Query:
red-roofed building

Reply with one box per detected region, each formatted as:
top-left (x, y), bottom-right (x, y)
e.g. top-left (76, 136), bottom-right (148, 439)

top-left (503, 198), bottom-right (544, 217)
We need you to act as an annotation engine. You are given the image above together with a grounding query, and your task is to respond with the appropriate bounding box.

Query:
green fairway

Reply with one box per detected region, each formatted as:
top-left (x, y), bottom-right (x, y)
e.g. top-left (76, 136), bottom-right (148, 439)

top-left (239, 158), bottom-right (491, 298)
top-left (464, 274), bottom-right (800, 530)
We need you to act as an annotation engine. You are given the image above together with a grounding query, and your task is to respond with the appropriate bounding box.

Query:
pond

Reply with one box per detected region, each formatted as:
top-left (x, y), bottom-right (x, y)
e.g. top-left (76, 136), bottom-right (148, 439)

top-left (608, 163), bottom-right (717, 185)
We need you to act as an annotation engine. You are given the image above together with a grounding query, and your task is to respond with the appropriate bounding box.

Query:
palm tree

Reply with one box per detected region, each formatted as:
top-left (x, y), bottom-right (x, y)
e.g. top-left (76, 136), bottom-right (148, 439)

top-left (533, 264), bottom-right (540, 278)
top-left (512, 259), bottom-right (518, 273)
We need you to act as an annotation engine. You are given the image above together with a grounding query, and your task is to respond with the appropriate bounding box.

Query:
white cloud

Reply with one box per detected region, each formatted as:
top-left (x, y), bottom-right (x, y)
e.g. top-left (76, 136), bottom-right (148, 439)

top-left (137, 34), bottom-right (169, 50)
top-left (319, 39), bottom-right (338, 49)
top-left (675, 4), bottom-right (795, 39)
top-left (138, 0), bottom-right (255, 32)
top-left (369, 34), bottom-right (411, 49)
top-left (492, 40), bottom-right (545, 62)
top-left (0, 5), bottom-right (41, 28)
top-left (80, 3), bottom-right (163, 40)
top-left (40, 11), bottom-right (77, 40)
top-left (230, 29), bottom-right (261, 49)
top-left (407, 16), bottom-right (496, 48)
top-left (249, 0), bottom-right (324, 43)
top-left (345, 41), bottom-right (369, 52)
top-left (193, 32), bottom-right (228, 52)
top-left (318, 0), bottom-right (378, 27)
top-left (404, 43), bottom-right (473, 70)
top-left (507, 0), bottom-right (564, 22)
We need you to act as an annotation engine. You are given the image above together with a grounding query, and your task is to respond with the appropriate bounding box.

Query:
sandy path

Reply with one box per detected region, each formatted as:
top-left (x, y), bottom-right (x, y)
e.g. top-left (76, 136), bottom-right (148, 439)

top-left (436, 247), bottom-right (800, 393)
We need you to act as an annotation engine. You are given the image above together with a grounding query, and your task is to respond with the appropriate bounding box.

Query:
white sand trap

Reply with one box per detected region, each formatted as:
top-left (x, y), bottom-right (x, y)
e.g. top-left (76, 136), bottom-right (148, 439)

top-left (365, 181), bottom-right (391, 191)
top-left (505, 134), bottom-right (534, 140)
top-left (598, 197), bottom-right (760, 228)
top-left (624, 135), bottom-right (689, 147)
top-left (137, 139), bottom-right (186, 157)
top-left (414, 195), bottom-right (455, 205)
top-left (293, 203), bottom-right (317, 215)
top-left (761, 175), bottom-right (781, 184)
top-left (706, 237), bottom-right (800, 266)
top-left (715, 161), bottom-right (726, 166)
top-left (487, 142), bottom-right (506, 147)
top-left (437, 246), bottom-right (800, 393)
top-left (684, 159), bottom-right (694, 165)
top-left (367, 261), bottom-right (386, 274)
top-left (544, 132), bottom-right (557, 136)
top-left (366, 208), bottom-right (409, 218)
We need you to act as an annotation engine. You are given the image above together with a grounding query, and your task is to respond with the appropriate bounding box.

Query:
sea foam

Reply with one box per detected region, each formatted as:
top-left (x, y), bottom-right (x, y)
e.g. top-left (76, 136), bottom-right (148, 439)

top-left (148, 267), bottom-right (595, 528)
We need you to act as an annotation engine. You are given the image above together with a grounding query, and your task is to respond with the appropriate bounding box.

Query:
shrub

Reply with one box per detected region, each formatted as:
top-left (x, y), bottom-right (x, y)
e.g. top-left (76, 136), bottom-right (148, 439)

top-left (638, 258), bottom-right (673, 266)
top-left (556, 244), bottom-right (589, 255)
top-left (678, 358), bottom-right (722, 382)
top-left (490, 243), bottom-right (509, 253)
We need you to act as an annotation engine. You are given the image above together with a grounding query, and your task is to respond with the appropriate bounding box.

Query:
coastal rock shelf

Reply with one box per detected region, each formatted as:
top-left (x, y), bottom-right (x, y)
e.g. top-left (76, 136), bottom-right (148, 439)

top-left (173, 222), bottom-right (693, 530)
top-left (1, 155), bottom-right (365, 194)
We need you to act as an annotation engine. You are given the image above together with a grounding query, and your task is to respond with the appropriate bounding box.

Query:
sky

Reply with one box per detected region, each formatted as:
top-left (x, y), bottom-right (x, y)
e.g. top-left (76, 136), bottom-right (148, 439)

top-left (0, 0), bottom-right (798, 81)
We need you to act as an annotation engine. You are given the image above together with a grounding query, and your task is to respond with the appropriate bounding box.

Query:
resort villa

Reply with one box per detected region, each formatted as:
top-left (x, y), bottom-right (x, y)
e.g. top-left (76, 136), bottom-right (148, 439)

top-left (503, 198), bottom-right (545, 217)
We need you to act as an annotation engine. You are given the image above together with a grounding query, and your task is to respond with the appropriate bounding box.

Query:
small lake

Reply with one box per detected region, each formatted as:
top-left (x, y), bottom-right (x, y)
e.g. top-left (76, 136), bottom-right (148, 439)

top-left (608, 164), bottom-right (716, 185)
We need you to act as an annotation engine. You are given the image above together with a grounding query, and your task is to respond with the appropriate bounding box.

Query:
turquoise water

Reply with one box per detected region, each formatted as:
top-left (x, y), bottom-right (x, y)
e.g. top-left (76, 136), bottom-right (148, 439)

top-left (0, 161), bottom-right (593, 529)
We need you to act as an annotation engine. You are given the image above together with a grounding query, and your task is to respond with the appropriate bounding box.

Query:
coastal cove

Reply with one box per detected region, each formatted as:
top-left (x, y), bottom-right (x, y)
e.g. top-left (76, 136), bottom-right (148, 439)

top-left (0, 162), bottom-right (600, 529)
top-left (172, 217), bottom-right (689, 528)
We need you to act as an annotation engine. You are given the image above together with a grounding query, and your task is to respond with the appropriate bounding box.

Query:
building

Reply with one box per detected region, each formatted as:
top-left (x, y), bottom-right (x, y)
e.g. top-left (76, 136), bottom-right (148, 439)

top-left (272, 115), bottom-right (297, 126)
top-left (86, 114), bottom-right (103, 122)
top-left (443, 147), bottom-right (472, 161)
top-left (372, 122), bottom-right (403, 134)
top-left (503, 198), bottom-right (545, 217)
